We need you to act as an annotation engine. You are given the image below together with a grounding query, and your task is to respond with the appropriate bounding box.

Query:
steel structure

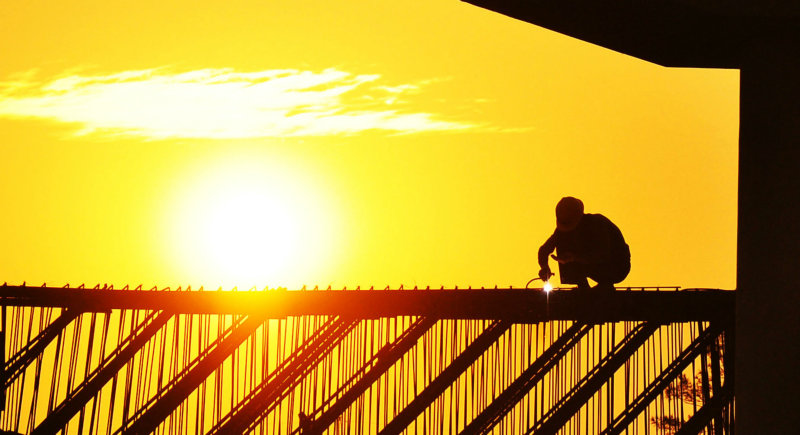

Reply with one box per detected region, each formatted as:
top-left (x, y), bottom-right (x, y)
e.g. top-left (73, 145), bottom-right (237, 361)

top-left (1, 284), bottom-right (733, 434)
top-left (460, 1), bottom-right (798, 430)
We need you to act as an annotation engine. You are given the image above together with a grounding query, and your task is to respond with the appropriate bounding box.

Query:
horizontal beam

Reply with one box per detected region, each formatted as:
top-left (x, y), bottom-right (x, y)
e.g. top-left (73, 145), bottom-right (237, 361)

top-left (0, 286), bottom-right (734, 322)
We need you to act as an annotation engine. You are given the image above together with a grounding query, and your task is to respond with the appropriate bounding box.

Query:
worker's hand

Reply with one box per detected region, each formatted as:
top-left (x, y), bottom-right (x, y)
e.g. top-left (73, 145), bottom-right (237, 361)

top-left (551, 252), bottom-right (576, 264)
top-left (538, 268), bottom-right (553, 281)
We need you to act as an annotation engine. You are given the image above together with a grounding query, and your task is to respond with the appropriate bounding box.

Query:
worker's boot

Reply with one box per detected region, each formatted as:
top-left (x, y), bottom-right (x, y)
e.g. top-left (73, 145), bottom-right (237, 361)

top-left (574, 278), bottom-right (591, 292)
top-left (592, 282), bottom-right (615, 294)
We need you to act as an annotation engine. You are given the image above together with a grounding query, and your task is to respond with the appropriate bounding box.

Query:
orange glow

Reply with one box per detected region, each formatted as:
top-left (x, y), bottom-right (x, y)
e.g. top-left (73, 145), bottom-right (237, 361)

top-left (162, 155), bottom-right (338, 288)
top-left (0, 0), bottom-right (738, 291)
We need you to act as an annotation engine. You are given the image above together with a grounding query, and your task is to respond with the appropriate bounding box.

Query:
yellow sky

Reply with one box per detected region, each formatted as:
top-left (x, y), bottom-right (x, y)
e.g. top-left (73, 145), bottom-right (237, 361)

top-left (0, 0), bottom-right (738, 290)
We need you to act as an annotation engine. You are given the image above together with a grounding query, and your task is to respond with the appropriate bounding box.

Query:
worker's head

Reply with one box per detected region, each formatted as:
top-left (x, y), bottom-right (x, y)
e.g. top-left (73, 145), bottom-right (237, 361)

top-left (556, 196), bottom-right (584, 232)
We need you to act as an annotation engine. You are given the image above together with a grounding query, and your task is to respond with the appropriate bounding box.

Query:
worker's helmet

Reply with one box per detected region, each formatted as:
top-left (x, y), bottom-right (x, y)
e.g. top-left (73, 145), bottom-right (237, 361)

top-left (556, 196), bottom-right (584, 232)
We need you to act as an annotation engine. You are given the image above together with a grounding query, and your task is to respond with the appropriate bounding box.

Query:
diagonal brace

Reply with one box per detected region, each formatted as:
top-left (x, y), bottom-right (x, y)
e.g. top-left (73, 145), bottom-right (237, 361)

top-left (463, 322), bottom-right (594, 434)
top-left (214, 317), bottom-right (359, 434)
top-left (600, 323), bottom-right (722, 434)
top-left (527, 322), bottom-right (660, 435)
top-left (118, 314), bottom-right (263, 435)
top-left (32, 311), bottom-right (172, 434)
top-left (379, 320), bottom-right (512, 435)
top-left (305, 316), bottom-right (439, 434)
top-left (3, 309), bottom-right (80, 390)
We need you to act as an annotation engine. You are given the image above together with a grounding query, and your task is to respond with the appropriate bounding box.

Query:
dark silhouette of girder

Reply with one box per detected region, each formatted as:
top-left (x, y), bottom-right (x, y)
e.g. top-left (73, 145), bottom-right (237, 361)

top-left (462, 1), bottom-right (798, 68)
top-left (527, 322), bottom-right (661, 434)
top-left (600, 323), bottom-right (723, 434)
top-left (116, 314), bottom-right (263, 435)
top-left (32, 311), bottom-right (172, 434)
top-left (674, 385), bottom-right (733, 435)
top-left (0, 286), bottom-right (733, 433)
top-left (379, 320), bottom-right (512, 434)
top-left (3, 309), bottom-right (80, 390)
top-left (212, 317), bottom-right (359, 434)
top-left (0, 285), bottom-right (734, 323)
top-left (463, 321), bottom-right (593, 434)
top-left (301, 316), bottom-right (439, 435)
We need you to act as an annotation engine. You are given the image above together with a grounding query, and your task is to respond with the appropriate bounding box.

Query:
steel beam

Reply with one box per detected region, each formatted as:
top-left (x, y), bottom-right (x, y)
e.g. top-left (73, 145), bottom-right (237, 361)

top-left (600, 323), bottom-right (722, 434)
top-left (528, 322), bottom-right (660, 435)
top-left (3, 309), bottom-right (80, 390)
top-left (463, 322), bottom-right (593, 434)
top-left (117, 314), bottom-right (263, 435)
top-left (675, 385), bottom-right (733, 435)
top-left (306, 316), bottom-right (438, 434)
top-left (32, 311), bottom-right (172, 434)
top-left (379, 320), bottom-right (512, 434)
top-left (210, 316), bottom-right (358, 434)
top-left (0, 285), bottom-right (734, 323)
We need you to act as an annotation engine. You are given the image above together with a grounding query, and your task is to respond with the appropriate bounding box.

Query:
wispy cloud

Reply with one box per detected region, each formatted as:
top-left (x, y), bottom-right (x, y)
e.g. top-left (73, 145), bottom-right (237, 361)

top-left (0, 68), bottom-right (482, 139)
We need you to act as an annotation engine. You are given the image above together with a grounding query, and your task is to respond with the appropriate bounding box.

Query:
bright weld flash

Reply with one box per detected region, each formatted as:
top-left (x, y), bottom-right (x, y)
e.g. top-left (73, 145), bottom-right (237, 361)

top-left (543, 281), bottom-right (553, 293)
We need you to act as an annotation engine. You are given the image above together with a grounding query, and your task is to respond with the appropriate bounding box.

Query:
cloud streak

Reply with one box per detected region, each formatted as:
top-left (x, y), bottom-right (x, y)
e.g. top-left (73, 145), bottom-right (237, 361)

top-left (0, 68), bottom-right (478, 139)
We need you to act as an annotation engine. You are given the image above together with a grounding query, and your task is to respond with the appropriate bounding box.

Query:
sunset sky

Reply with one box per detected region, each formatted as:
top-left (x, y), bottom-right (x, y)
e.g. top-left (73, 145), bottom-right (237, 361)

top-left (0, 0), bottom-right (739, 290)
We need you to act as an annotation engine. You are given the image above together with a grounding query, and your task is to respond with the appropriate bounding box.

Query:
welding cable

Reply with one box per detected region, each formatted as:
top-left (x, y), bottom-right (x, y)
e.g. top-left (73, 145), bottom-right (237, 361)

top-left (525, 277), bottom-right (543, 289)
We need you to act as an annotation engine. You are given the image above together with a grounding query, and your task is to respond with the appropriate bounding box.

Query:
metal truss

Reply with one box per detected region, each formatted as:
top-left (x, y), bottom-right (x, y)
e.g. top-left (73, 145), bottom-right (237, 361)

top-left (0, 285), bottom-right (734, 434)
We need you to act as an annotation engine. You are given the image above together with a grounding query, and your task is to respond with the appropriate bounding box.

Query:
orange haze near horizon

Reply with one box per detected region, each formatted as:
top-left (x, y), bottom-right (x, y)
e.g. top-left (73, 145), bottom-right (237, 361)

top-left (0, 0), bottom-right (738, 290)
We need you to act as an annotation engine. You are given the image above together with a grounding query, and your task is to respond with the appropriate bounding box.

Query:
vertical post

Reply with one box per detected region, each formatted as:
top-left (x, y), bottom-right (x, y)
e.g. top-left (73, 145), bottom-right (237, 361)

top-left (0, 302), bottom-right (5, 412)
top-left (737, 29), bottom-right (800, 433)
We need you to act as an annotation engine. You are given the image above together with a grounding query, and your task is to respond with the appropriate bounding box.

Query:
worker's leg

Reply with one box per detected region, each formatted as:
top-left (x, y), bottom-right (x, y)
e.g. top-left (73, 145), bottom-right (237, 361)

top-left (558, 262), bottom-right (590, 289)
top-left (586, 260), bottom-right (630, 291)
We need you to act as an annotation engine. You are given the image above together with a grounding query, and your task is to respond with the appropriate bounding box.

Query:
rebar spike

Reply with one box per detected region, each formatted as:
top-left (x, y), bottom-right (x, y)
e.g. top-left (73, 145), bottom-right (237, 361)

top-left (41, 282), bottom-right (46, 287)
top-left (356, 286), bottom-right (361, 290)
top-left (302, 285), bottom-right (307, 291)
top-left (78, 284), bottom-right (84, 289)
top-left (399, 285), bottom-right (404, 290)
top-left (314, 286), bottom-right (319, 290)
top-left (426, 286), bottom-right (430, 290)
top-left (327, 286), bottom-right (332, 291)
top-left (370, 286), bottom-right (374, 290)
top-left (384, 286), bottom-right (390, 290)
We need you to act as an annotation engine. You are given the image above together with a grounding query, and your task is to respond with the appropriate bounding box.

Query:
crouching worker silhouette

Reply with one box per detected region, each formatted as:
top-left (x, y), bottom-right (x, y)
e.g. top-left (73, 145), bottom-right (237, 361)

top-left (538, 197), bottom-right (630, 292)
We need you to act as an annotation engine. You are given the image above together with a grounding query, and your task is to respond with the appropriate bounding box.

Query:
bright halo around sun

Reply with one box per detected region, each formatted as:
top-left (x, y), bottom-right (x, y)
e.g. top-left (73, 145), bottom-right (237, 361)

top-left (164, 156), bottom-right (337, 289)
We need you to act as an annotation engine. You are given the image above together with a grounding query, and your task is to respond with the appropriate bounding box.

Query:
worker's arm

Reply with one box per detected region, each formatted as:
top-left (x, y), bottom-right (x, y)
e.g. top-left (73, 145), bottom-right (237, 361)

top-left (538, 232), bottom-right (557, 277)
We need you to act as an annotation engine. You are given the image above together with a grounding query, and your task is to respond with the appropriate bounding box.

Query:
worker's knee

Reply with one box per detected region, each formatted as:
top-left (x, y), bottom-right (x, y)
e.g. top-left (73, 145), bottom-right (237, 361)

top-left (588, 261), bottom-right (630, 284)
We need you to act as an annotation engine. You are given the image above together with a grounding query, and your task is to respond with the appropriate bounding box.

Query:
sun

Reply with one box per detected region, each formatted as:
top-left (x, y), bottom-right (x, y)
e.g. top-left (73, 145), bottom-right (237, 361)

top-left (163, 154), bottom-right (336, 288)
top-left (198, 187), bottom-right (300, 282)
